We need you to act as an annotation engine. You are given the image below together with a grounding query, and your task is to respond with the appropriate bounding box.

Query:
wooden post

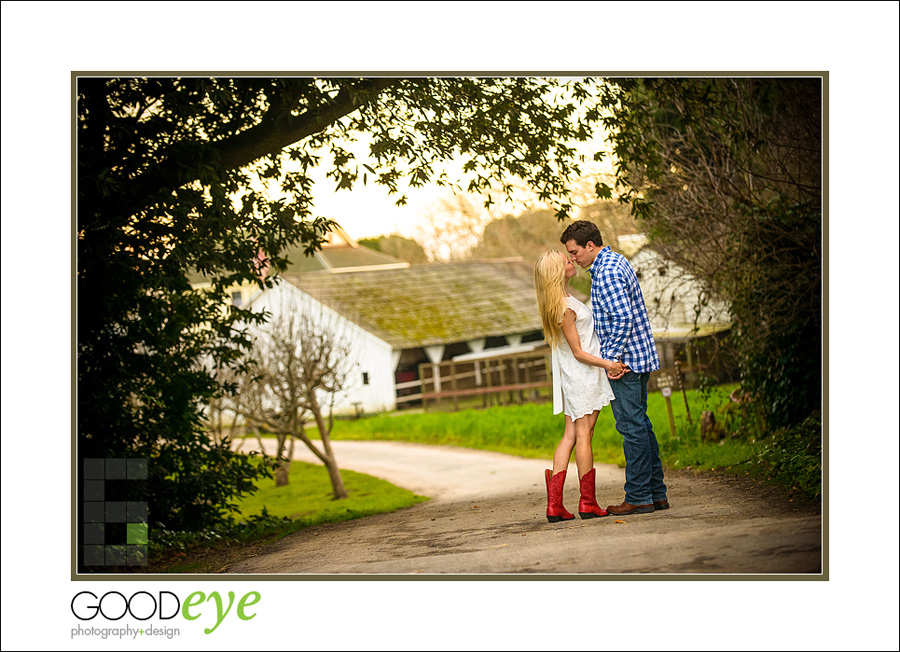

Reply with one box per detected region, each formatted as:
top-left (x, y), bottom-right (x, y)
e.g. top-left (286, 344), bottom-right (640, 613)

top-left (419, 362), bottom-right (429, 412)
top-left (663, 387), bottom-right (677, 440)
top-left (714, 343), bottom-right (722, 384)
top-left (545, 353), bottom-right (552, 402)
top-left (474, 360), bottom-right (487, 408)
top-left (433, 363), bottom-right (442, 395)
top-left (450, 361), bottom-right (459, 412)
top-left (675, 361), bottom-right (692, 426)
top-left (523, 356), bottom-right (532, 400)
top-left (685, 345), bottom-right (695, 387)
top-left (512, 356), bottom-right (522, 403)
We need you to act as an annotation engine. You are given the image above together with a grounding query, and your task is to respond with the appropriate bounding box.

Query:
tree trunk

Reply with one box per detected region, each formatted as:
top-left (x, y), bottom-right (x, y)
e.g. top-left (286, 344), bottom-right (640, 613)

top-left (274, 432), bottom-right (292, 486)
top-left (309, 393), bottom-right (348, 499)
top-left (275, 459), bottom-right (291, 486)
top-left (322, 455), bottom-right (348, 500)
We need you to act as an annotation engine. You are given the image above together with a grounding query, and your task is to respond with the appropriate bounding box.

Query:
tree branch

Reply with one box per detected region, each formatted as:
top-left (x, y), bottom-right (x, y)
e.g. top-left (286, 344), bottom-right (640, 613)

top-left (114, 77), bottom-right (401, 220)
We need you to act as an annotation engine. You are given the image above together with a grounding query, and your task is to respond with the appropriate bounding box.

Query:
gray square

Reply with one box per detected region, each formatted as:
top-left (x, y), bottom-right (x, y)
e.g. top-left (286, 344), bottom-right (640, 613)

top-left (84, 458), bottom-right (105, 479)
top-left (127, 545), bottom-right (148, 566)
top-left (105, 458), bottom-right (126, 480)
top-left (83, 545), bottom-right (106, 566)
top-left (105, 502), bottom-right (126, 523)
top-left (84, 523), bottom-right (105, 544)
top-left (84, 480), bottom-right (104, 501)
top-left (105, 545), bottom-right (126, 566)
top-left (84, 502), bottom-right (105, 523)
top-left (127, 458), bottom-right (148, 480)
top-left (127, 502), bottom-right (148, 523)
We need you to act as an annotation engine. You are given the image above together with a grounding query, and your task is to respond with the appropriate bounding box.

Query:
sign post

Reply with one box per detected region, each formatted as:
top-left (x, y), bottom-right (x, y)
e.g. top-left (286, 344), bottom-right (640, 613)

top-left (657, 373), bottom-right (677, 439)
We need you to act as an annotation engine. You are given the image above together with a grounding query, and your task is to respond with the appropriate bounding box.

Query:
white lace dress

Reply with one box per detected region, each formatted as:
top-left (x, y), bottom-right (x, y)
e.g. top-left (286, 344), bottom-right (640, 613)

top-left (551, 295), bottom-right (615, 420)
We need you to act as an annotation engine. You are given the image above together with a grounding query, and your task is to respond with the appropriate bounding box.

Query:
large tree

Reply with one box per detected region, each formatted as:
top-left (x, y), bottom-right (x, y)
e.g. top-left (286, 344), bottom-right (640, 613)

top-left (599, 77), bottom-right (822, 428)
top-left (77, 76), bottom-right (608, 532)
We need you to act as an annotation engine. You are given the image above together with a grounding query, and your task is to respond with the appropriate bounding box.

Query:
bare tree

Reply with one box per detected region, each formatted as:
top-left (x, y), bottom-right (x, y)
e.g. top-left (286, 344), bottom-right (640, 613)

top-left (227, 307), bottom-right (352, 499)
top-left (416, 193), bottom-right (494, 260)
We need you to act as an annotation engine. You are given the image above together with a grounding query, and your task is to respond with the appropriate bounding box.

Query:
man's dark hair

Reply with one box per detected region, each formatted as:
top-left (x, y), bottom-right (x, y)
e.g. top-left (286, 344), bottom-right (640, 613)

top-left (560, 220), bottom-right (604, 248)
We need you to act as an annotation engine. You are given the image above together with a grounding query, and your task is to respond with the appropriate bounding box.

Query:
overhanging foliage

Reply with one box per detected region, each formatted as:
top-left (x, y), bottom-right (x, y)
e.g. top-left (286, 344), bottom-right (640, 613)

top-left (77, 76), bottom-right (610, 532)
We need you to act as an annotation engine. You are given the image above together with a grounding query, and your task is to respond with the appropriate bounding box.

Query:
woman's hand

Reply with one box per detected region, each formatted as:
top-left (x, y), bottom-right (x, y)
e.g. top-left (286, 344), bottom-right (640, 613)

top-left (605, 360), bottom-right (629, 379)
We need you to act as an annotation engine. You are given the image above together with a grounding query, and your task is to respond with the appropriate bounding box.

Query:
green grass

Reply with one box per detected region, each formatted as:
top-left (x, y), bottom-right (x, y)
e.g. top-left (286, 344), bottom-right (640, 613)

top-left (318, 382), bottom-right (819, 498)
top-left (234, 461), bottom-right (429, 527)
top-left (332, 401), bottom-right (626, 464)
top-left (322, 383), bottom-right (753, 470)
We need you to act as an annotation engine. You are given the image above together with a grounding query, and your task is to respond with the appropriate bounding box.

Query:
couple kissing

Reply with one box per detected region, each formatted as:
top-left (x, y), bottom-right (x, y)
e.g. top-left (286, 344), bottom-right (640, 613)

top-left (533, 220), bottom-right (668, 523)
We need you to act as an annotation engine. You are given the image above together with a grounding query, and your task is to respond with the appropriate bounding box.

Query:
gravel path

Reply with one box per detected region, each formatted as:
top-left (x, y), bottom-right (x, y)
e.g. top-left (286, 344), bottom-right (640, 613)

top-left (227, 439), bottom-right (822, 576)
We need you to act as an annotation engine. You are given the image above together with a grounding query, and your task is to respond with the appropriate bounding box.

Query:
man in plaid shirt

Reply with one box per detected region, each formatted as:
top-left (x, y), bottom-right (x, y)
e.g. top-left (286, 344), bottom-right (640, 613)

top-left (561, 221), bottom-right (669, 516)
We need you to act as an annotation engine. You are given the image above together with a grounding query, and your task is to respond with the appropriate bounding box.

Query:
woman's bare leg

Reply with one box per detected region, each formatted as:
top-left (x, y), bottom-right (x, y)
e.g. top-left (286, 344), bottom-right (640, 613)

top-left (552, 415), bottom-right (576, 474)
top-left (574, 410), bottom-right (600, 478)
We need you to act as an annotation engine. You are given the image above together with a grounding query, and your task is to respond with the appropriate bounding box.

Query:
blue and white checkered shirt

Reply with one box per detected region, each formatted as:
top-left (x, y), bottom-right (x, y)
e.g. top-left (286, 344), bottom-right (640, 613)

top-left (589, 247), bottom-right (660, 373)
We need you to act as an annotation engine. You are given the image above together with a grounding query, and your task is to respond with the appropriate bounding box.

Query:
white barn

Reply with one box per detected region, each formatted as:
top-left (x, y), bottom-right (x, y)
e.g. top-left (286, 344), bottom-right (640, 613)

top-left (625, 237), bottom-right (734, 386)
top-left (241, 229), bottom-right (545, 415)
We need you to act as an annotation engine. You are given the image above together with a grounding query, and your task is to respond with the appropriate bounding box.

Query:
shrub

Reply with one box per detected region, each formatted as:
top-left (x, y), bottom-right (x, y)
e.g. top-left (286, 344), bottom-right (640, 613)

top-left (752, 411), bottom-right (822, 499)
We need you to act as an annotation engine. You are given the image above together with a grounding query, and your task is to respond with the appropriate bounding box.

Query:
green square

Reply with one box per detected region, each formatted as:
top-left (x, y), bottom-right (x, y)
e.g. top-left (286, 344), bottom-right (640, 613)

top-left (126, 522), bottom-right (148, 545)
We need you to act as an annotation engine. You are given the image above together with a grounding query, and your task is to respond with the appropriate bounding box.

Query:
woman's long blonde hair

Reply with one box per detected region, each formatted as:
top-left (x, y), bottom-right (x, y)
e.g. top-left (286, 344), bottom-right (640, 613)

top-left (534, 251), bottom-right (568, 349)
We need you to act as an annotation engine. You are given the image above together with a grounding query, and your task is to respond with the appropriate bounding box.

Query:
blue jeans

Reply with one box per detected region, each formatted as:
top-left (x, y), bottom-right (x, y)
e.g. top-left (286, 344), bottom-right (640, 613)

top-left (609, 371), bottom-right (667, 505)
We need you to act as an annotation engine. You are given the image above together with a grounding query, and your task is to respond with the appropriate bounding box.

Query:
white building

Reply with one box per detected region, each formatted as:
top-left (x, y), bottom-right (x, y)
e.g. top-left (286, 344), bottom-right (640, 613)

top-left (624, 236), bottom-right (734, 386)
top-left (241, 228), bottom-right (545, 414)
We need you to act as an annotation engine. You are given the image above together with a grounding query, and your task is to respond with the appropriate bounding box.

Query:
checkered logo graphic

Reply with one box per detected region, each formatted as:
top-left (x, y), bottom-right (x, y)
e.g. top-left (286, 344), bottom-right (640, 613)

top-left (82, 458), bottom-right (148, 566)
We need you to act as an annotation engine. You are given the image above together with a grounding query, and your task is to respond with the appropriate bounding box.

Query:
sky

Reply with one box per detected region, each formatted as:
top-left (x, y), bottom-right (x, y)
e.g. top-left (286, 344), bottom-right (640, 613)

top-left (312, 170), bottom-right (431, 239)
top-left (293, 134), bottom-right (469, 240)
top-left (2, 1), bottom-right (899, 651)
top-left (280, 100), bottom-right (612, 245)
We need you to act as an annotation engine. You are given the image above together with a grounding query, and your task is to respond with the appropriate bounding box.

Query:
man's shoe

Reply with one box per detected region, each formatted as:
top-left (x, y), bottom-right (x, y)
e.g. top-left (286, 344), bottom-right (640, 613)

top-left (653, 500), bottom-right (670, 510)
top-left (606, 501), bottom-right (655, 515)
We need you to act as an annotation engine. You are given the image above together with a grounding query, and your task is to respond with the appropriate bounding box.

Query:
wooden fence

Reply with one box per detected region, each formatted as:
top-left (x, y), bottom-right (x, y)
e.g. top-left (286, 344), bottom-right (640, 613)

top-left (395, 345), bottom-right (729, 413)
top-left (415, 348), bottom-right (552, 411)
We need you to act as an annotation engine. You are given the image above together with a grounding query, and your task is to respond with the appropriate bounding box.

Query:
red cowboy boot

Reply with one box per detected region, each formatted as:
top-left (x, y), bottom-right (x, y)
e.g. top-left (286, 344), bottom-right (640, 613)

top-left (578, 468), bottom-right (609, 519)
top-left (545, 469), bottom-right (575, 523)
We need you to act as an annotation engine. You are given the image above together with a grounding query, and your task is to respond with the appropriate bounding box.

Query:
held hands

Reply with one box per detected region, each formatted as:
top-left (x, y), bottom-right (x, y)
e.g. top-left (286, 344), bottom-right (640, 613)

top-left (605, 360), bottom-right (629, 380)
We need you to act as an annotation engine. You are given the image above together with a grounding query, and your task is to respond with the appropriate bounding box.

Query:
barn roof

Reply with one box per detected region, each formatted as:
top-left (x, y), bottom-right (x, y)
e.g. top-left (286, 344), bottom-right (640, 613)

top-left (186, 224), bottom-right (408, 284)
top-left (279, 241), bottom-right (409, 273)
top-left (279, 258), bottom-right (543, 349)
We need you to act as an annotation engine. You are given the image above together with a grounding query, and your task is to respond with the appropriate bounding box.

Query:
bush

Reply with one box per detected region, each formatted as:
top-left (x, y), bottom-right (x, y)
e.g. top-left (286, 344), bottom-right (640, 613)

top-left (150, 508), bottom-right (292, 556)
top-left (750, 411), bottom-right (822, 499)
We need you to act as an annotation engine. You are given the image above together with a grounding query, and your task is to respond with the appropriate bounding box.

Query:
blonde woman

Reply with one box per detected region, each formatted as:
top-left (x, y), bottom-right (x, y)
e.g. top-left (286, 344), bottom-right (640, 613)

top-left (534, 251), bottom-right (624, 522)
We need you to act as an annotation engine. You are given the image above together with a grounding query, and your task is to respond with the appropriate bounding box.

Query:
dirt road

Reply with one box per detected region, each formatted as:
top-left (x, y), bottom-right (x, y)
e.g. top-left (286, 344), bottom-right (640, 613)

top-left (227, 440), bottom-right (822, 576)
